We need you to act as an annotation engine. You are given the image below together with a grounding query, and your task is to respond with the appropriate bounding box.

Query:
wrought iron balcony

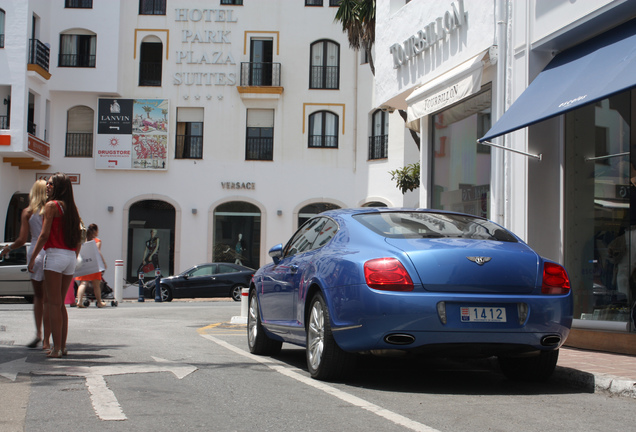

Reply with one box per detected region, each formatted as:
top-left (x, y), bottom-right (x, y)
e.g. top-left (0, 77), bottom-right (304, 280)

top-left (246, 137), bottom-right (273, 160)
top-left (65, 133), bottom-right (93, 157)
top-left (28, 39), bottom-right (50, 72)
top-left (139, 62), bottom-right (162, 86)
top-left (0, 115), bottom-right (8, 129)
top-left (0, 34), bottom-right (4, 49)
top-left (176, 135), bottom-right (203, 159)
top-left (59, 53), bottom-right (96, 68)
top-left (368, 135), bottom-right (388, 160)
top-left (27, 121), bottom-right (37, 135)
top-left (240, 62), bottom-right (281, 87)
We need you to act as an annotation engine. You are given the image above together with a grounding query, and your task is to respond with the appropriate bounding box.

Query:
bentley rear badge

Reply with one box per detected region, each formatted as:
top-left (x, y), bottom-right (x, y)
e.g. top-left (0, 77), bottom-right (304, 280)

top-left (467, 256), bottom-right (492, 265)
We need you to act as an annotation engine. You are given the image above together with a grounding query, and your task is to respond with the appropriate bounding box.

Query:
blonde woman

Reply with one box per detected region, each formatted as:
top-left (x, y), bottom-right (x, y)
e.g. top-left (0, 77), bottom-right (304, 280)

top-left (1, 180), bottom-right (50, 349)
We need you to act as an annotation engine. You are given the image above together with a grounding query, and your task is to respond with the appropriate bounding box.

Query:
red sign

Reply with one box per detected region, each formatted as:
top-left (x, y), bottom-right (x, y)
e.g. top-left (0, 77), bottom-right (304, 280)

top-left (28, 135), bottom-right (50, 159)
top-left (36, 173), bottom-right (81, 185)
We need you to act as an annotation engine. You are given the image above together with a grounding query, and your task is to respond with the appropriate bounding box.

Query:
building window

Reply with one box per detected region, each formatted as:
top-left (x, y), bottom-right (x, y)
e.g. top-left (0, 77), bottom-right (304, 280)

top-left (369, 110), bottom-right (388, 160)
top-left (139, 40), bottom-right (163, 86)
top-left (310, 40), bottom-right (339, 89)
top-left (65, 106), bottom-right (94, 157)
top-left (308, 111), bottom-right (338, 148)
top-left (0, 9), bottom-right (5, 48)
top-left (176, 108), bottom-right (203, 159)
top-left (213, 201), bottom-right (261, 269)
top-left (139, 0), bottom-right (166, 15)
top-left (431, 88), bottom-right (492, 217)
top-left (246, 109), bottom-right (274, 161)
top-left (329, 0), bottom-right (341, 6)
top-left (306, 0), bottom-right (323, 5)
top-left (220, 0), bottom-right (243, 4)
top-left (59, 33), bottom-right (96, 67)
top-left (65, 0), bottom-right (93, 8)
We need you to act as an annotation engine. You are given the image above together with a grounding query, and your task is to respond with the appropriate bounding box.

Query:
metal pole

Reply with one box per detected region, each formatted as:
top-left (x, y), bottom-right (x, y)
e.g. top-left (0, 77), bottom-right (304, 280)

top-left (138, 272), bottom-right (145, 302)
top-left (114, 259), bottom-right (123, 305)
top-left (154, 268), bottom-right (162, 302)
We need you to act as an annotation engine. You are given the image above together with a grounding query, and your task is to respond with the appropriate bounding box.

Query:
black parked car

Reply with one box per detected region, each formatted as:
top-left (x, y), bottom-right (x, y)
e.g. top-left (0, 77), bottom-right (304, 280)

top-left (144, 263), bottom-right (254, 302)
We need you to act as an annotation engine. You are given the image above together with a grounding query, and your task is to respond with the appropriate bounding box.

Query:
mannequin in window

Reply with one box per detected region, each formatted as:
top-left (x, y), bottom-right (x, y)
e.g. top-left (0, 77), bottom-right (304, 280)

top-left (235, 233), bottom-right (245, 265)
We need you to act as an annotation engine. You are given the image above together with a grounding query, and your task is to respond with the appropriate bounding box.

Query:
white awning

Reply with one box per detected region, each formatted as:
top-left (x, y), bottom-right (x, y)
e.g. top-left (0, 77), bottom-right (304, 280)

top-left (405, 52), bottom-right (486, 131)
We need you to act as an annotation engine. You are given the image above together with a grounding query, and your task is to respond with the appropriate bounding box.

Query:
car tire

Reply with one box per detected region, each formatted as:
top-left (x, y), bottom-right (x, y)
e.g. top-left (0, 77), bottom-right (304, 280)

top-left (231, 284), bottom-right (245, 302)
top-left (247, 289), bottom-right (282, 355)
top-left (498, 349), bottom-right (559, 382)
top-left (306, 292), bottom-right (356, 381)
top-left (153, 284), bottom-right (173, 302)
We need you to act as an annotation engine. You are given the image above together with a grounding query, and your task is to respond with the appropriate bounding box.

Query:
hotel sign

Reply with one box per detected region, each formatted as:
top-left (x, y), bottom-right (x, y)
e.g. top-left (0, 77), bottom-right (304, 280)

top-left (390, 0), bottom-right (467, 69)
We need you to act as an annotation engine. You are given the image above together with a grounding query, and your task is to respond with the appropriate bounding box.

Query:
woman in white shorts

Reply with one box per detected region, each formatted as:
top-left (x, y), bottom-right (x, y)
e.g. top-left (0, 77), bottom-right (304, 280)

top-left (1, 180), bottom-right (49, 349)
top-left (29, 173), bottom-right (83, 358)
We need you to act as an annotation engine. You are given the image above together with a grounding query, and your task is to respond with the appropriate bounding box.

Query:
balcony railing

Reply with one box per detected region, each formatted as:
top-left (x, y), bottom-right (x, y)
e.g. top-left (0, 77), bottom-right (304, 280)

top-left (368, 135), bottom-right (388, 160)
top-left (28, 122), bottom-right (36, 135)
top-left (59, 53), bottom-right (96, 68)
top-left (175, 135), bottom-right (203, 159)
top-left (28, 39), bottom-right (50, 72)
top-left (245, 137), bottom-right (273, 160)
top-left (308, 134), bottom-right (338, 148)
top-left (139, 62), bottom-right (162, 86)
top-left (310, 65), bottom-right (339, 89)
top-left (0, 115), bottom-right (8, 129)
top-left (0, 34), bottom-right (4, 48)
top-left (65, 133), bottom-right (93, 157)
top-left (240, 62), bottom-right (281, 87)
top-left (65, 0), bottom-right (93, 7)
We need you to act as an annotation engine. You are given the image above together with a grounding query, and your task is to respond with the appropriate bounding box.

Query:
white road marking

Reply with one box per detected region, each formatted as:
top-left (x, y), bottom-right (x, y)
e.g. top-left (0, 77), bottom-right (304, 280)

top-left (201, 334), bottom-right (441, 432)
top-left (0, 356), bottom-right (197, 421)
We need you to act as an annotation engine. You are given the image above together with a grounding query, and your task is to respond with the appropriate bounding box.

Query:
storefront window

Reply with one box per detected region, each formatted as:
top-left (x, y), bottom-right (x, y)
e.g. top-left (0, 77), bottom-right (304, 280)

top-left (431, 88), bottom-right (492, 218)
top-left (213, 201), bottom-right (261, 269)
top-left (565, 91), bottom-right (635, 331)
top-left (127, 200), bottom-right (175, 281)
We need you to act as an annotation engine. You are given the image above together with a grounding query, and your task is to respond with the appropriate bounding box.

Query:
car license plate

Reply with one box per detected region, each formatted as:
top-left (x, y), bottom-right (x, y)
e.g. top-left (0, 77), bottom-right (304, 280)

top-left (461, 306), bottom-right (507, 323)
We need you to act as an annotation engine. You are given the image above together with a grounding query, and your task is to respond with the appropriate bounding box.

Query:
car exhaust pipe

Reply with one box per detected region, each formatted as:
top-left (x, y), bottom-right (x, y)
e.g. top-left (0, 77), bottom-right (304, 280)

top-left (384, 333), bottom-right (415, 345)
top-left (541, 335), bottom-right (561, 347)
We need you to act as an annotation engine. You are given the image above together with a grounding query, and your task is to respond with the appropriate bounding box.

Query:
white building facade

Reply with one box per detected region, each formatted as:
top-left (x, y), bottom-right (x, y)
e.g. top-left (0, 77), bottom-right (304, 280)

top-left (376, 0), bottom-right (636, 355)
top-left (0, 0), bottom-right (415, 298)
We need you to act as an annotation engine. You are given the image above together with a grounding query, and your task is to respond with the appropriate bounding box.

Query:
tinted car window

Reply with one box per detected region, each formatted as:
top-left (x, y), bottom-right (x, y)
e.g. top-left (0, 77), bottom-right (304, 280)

top-left (353, 212), bottom-right (518, 242)
top-left (284, 217), bottom-right (339, 257)
top-left (191, 265), bottom-right (214, 277)
top-left (218, 264), bottom-right (239, 273)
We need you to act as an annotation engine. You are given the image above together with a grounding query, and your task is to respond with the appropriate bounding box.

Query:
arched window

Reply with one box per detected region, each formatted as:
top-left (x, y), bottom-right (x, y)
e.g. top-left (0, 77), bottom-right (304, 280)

top-left (139, 37), bottom-right (163, 86)
top-left (308, 111), bottom-right (338, 148)
top-left (65, 106), bottom-right (94, 157)
top-left (59, 30), bottom-right (96, 67)
top-left (0, 9), bottom-right (5, 48)
top-left (298, 202), bottom-right (340, 227)
top-left (128, 200), bottom-right (175, 281)
top-left (213, 201), bottom-right (261, 269)
top-left (309, 40), bottom-right (339, 89)
top-left (369, 110), bottom-right (389, 160)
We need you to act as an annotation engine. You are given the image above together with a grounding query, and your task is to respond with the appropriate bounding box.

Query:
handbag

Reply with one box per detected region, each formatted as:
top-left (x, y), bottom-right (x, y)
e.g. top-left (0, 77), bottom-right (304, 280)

top-left (75, 240), bottom-right (106, 277)
top-left (141, 263), bottom-right (155, 273)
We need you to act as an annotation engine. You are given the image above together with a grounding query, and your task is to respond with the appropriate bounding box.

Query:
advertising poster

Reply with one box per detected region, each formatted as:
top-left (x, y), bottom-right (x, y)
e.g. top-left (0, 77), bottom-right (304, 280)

top-left (96, 98), bottom-right (169, 170)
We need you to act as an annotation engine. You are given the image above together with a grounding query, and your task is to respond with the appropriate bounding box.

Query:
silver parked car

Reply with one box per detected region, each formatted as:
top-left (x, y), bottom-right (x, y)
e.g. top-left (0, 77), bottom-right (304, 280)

top-left (0, 243), bottom-right (34, 303)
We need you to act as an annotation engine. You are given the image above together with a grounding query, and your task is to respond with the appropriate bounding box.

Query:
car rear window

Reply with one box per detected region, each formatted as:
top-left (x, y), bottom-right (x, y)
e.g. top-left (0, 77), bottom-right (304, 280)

top-left (353, 212), bottom-right (518, 242)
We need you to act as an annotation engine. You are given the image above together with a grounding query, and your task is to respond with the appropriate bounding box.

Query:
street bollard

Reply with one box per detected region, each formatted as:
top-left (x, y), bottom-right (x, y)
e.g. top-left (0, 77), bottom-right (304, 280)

top-left (154, 268), bottom-right (162, 302)
top-left (241, 287), bottom-right (249, 318)
top-left (138, 272), bottom-right (145, 302)
top-left (114, 259), bottom-right (123, 306)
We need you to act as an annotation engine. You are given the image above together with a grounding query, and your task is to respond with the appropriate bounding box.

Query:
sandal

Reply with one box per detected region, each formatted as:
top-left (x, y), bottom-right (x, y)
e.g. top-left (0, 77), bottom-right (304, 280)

top-left (27, 337), bottom-right (42, 348)
top-left (96, 301), bottom-right (107, 308)
top-left (46, 347), bottom-right (63, 358)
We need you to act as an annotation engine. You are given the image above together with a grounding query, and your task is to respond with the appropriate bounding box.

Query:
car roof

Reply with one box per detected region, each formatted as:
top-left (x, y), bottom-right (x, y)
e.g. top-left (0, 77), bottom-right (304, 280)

top-left (318, 207), bottom-right (488, 221)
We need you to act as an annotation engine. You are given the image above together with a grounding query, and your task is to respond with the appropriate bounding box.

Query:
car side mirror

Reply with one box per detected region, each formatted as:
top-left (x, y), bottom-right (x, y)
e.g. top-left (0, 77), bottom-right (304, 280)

top-left (269, 243), bottom-right (283, 265)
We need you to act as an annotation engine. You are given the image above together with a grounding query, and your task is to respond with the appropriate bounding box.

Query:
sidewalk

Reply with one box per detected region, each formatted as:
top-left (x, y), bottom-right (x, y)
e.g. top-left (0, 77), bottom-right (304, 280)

top-left (554, 347), bottom-right (636, 398)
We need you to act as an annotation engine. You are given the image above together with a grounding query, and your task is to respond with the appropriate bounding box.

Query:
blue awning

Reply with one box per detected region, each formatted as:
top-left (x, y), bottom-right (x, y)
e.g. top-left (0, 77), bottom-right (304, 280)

top-left (479, 19), bottom-right (636, 142)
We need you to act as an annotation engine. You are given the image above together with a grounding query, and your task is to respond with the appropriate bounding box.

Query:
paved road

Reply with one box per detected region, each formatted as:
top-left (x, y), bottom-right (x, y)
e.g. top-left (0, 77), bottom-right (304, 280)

top-left (0, 299), bottom-right (633, 431)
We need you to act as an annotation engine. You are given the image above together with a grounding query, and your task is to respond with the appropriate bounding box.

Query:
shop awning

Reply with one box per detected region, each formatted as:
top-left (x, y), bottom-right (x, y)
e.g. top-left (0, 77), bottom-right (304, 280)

top-left (479, 19), bottom-right (636, 143)
top-left (405, 52), bottom-right (486, 132)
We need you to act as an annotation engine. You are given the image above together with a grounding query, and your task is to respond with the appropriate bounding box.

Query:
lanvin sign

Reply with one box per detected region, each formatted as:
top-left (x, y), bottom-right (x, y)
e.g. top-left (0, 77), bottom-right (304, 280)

top-left (390, 0), bottom-right (467, 69)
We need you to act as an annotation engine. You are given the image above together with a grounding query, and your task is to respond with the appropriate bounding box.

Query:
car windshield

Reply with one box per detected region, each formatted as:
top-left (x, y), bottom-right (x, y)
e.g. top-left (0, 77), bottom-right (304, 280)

top-left (353, 212), bottom-right (518, 242)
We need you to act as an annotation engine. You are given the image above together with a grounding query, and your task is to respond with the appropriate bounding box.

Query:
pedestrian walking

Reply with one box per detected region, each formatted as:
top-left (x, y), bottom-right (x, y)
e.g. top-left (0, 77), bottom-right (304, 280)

top-left (1, 180), bottom-right (51, 349)
top-left (75, 223), bottom-right (107, 308)
top-left (28, 173), bottom-right (83, 358)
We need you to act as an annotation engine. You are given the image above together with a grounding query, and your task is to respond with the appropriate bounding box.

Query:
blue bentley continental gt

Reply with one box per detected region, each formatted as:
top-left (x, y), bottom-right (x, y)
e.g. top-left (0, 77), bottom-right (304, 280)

top-left (247, 208), bottom-right (573, 382)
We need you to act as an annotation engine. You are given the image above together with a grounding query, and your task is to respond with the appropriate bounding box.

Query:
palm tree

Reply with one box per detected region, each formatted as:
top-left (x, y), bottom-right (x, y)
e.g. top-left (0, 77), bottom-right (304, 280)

top-left (334, 0), bottom-right (375, 75)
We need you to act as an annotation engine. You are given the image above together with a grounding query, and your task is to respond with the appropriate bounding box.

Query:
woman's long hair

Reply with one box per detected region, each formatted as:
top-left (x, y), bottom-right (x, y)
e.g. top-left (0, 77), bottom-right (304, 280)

top-left (48, 172), bottom-right (82, 249)
top-left (28, 180), bottom-right (47, 215)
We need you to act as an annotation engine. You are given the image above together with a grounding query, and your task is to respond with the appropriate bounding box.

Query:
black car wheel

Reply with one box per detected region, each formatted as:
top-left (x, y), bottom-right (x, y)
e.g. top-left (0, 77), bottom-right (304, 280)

top-left (153, 284), bottom-right (173, 302)
top-left (498, 349), bottom-right (559, 382)
top-left (247, 288), bottom-right (282, 355)
top-left (231, 284), bottom-right (245, 302)
top-left (306, 292), bottom-right (356, 381)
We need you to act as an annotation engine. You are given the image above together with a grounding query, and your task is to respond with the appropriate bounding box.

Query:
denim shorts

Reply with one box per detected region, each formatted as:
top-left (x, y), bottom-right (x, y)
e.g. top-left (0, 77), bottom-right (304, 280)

top-left (43, 248), bottom-right (77, 275)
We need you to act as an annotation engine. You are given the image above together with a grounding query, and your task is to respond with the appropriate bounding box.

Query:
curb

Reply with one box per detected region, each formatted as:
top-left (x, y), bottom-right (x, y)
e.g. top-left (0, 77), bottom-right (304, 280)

top-left (553, 366), bottom-right (636, 399)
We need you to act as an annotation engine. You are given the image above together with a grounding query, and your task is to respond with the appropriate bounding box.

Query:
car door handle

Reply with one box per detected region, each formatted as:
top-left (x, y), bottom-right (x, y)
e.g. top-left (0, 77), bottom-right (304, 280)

top-left (290, 265), bottom-right (299, 274)
top-left (21, 268), bottom-right (28, 272)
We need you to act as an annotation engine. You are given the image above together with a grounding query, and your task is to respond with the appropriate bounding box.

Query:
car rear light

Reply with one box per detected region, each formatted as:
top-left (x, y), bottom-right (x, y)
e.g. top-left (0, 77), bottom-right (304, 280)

top-left (541, 262), bottom-right (571, 295)
top-left (364, 258), bottom-right (414, 291)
